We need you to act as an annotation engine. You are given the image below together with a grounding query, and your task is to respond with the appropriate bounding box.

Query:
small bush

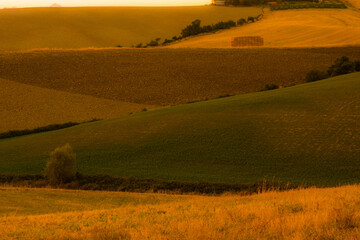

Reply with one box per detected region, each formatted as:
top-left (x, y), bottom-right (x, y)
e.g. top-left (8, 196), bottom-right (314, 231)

top-left (354, 60), bottom-right (360, 72)
top-left (328, 56), bottom-right (355, 77)
top-left (263, 84), bottom-right (279, 91)
top-left (328, 56), bottom-right (357, 77)
top-left (44, 144), bottom-right (76, 186)
top-left (247, 16), bottom-right (255, 23)
top-left (305, 70), bottom-right (328, 82)
top-left (237, 18), bottom-right (247, 25)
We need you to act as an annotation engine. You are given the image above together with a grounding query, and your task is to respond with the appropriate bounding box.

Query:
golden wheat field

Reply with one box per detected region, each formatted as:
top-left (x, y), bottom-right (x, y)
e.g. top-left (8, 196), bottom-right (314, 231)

top-left (0, 78), bottom-right (157, 132)
top-left (0, 6), bottom-right (262, 51)
top-left (0, 186), bottom-right (359, 239)
top-left (1, 47), bottom-right (360, 107)
top-left (346, 0), bottom-right (360, 8)
top-left (170, 9), bottom-right (360, 48)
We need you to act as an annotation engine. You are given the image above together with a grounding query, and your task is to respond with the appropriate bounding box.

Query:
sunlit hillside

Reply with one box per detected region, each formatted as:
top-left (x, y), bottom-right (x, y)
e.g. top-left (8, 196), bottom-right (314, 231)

top-left (0, 6), bottom-right (261, 51)
top-left (0, 185), bottom-right (359, 239)
top-left (0, 78), bottom-right (157, 132)
top-left (1, 73), bottom-right (359, 185)
top-left (170, 9), bottom-right (360, 48)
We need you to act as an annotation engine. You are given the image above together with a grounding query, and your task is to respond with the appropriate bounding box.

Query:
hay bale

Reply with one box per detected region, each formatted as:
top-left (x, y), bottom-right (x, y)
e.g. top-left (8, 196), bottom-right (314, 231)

top-left (231, 36), bottom-right (264, 47)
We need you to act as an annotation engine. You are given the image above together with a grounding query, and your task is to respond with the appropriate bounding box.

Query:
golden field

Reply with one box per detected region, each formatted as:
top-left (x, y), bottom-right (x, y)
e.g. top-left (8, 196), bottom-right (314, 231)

top-left (346, 0), bottom-right (360, 8)
top-left (0, 78), bottom-right (156, 132)
top-left (1, 47), bottom-right (360, 107)
top-left (0, 186), bottom-right (359, 239)
top-left (0, 6), bottom-right (261, 51)
top-left (170, 9), bottom-right (360, 48)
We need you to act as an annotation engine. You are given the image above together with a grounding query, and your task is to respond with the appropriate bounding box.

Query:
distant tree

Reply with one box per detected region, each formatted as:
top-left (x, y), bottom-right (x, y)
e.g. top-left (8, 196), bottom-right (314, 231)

top-left (44, 144), bottom-right (76, 186)
top-left (135, 43), bottom-right (143, 48)
top-left (327, 56), bottom-right (355, 77)
top-left (262, 84), bottom-right (279, 91)
top-left (247, 16), bottom-right (255, 23)
top-left (146, 38), bottom-right (161, 47)
top-left (181, 19), bottom-right (202, 38)
top-left (305, 70), bottom-right (329, 82)
top-left (354, 60), bottom-right (360, 72)
top-left (237, 18), bottom-right (247, 25)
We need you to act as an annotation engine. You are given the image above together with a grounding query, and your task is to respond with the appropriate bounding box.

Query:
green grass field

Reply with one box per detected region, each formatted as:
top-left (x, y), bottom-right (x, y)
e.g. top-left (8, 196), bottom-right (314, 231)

top-left (1, 73), bottom-right (359, 186)
top-left (0, 6), bottom-right (262, 51)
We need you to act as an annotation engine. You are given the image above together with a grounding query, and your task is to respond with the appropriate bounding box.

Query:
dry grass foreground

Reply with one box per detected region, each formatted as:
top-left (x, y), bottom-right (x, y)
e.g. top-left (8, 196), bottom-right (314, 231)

top-left (0, 78), bottom-right (156, 132)
top-left (0, 186), bottom-right (359, 239)
top-left (1, 48), bottom-right (360, 106)
top-left (169, 9), bottom-right (360, 48)
top-left (0, 6), bottom-right (262, 51)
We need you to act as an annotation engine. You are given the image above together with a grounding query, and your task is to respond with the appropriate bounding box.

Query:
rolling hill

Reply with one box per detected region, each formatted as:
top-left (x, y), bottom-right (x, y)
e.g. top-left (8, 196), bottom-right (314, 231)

top-left (0, 6), bottom-right (262, 51)
top-left (0, 73), bottom-right (359, 186)
top-left (0, 78), bottom-right (156, 132)
top-left (0, 47), bottom-right (359, 106)
top-left (170, 9), bottom-right (360, 48)
top-left (1, 185), bottom-right (359, 239)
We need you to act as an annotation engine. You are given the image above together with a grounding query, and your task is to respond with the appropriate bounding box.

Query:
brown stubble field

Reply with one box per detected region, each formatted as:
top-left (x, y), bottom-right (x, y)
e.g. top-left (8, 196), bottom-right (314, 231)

top-left (0, 78), bottom-right (157, 132)
top-left (1, 47), bottom-right (360, 107)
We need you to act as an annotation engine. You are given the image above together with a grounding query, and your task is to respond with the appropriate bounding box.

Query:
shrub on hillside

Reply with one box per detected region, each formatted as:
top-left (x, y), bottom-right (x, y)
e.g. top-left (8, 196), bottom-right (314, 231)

top-left (44, 144), bottom-right (76, 186)
top-left (247, 16), bottom-right (255, 23)
top-left (146, 38), bottom-right (161, 47)
top-left (327, 56), bottom-right (355, 77)
top-left (305, 70), bottom-right (329, 82)
top-left (181, 19), bottom-right (202, 38)
top-left (237, 18), bottom-right (247, 25)
top-left (262, 84), bottom-right (279, 91)
top-left (354, 60), bottom-right (360, 72)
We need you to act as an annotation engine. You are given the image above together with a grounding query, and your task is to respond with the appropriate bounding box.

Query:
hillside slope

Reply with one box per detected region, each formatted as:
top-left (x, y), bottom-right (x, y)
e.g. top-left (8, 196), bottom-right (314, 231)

top-left (1, 48), bottom-right (359, 106)
top-left (0, 78), bottom-right (156, 132)
top-left (0, 73), bottom-right (359, 185)
top-left (170, 9), bottom-right (360, 48)
top-left (0, 6), bottom-right (261, 51)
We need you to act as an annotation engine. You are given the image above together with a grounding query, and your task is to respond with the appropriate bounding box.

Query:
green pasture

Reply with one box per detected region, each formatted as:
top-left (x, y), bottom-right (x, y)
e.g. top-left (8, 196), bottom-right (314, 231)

top-left (1, 73), bottom-right (359, 186)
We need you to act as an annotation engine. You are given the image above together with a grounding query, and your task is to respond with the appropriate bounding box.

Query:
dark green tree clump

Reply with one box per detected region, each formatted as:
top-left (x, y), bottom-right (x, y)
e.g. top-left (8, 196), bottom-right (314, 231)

top-left (44, 144), bottom-right (76, 186)
top-left (181, 19), bottom-right (240, 38)
top-left (305, 56), bottom-right (360, 82)
top-left (327, 56), bottom-right (358, 77)
top-left (305, 70), bottom-right (329, 82)
top-left (262, 84), bottom-right (279, 91)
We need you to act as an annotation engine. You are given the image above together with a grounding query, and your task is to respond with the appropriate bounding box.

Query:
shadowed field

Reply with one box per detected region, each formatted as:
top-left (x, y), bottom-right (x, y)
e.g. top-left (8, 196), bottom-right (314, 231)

top-left (0, 185), bottom-right (359, 239)
top-left (1, 47), bottom-right (360, 106)
top-left (0, 78), bottom-right (156, 132)
top-left (0, 73), bottom-right (359, 185)
top-left (0, 6), bottom-right (262, 51)
top-left (170, 9), bottom-right (360, 48)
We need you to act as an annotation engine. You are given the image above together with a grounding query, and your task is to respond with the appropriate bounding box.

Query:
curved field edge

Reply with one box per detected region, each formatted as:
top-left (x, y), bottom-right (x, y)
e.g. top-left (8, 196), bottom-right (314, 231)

top-left (1, 47), bottom-right (360, 106)
top-left (0, 185), bottom-right (359, 239)
top-left (0, 6), bottom-right (262, 51)
top-left (0, 78), bottom-right (157, 132)
top-left (1, 73), bottom-right (359, 186)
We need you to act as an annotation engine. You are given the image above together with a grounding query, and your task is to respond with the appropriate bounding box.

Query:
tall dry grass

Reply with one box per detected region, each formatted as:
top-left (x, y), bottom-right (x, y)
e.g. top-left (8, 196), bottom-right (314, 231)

top-left (0, 185), bottom-right (359, 239)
